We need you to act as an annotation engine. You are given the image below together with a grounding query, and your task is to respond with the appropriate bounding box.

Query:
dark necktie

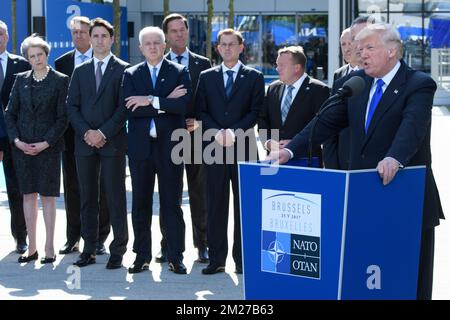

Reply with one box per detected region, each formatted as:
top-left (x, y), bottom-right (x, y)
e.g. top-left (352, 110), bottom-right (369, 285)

top-left (281, 85), bottom-right (295, 124)
top-left (225, 70), bottom-right (234, 98)
top-left (365, 79), bottom-right (385, 133)
top-left (176, 55), bottom-right (183, 65)
top-left (95, 61), bottom-right (104, 92)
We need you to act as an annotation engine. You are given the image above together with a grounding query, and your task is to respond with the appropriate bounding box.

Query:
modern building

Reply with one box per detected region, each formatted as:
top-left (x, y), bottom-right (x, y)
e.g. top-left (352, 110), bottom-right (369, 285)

top-left (1, 0), bottom-right (448, 104)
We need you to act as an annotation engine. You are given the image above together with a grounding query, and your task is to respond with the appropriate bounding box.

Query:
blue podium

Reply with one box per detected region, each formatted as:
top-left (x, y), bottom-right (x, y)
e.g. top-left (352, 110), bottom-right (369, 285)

top-left (238, 163), bottom-right (426, 300)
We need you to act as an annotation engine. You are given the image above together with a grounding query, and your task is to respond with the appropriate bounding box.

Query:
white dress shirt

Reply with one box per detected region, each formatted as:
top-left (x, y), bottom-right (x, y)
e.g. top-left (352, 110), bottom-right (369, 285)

top-left (169, 49), bottom-right (189, 68)
top-left (0, 50), bottom-right (8, 78)
top-left (74, 48), bottom-right (93, 66)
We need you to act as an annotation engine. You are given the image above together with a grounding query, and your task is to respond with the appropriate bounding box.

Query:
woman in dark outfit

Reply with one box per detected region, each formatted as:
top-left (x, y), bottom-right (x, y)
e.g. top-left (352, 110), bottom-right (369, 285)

top-left (5, 35), bottom-right (68, 264)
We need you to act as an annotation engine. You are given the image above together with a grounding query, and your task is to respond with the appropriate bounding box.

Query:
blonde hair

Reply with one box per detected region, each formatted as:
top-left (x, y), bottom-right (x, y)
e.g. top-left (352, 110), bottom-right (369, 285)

top-left (355, 23), bottom-right (403, 59)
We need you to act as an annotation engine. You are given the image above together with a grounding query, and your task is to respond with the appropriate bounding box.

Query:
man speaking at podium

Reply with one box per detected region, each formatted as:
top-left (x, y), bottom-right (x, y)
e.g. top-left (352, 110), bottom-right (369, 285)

top-left (267, 23), bottom-right (444, 300)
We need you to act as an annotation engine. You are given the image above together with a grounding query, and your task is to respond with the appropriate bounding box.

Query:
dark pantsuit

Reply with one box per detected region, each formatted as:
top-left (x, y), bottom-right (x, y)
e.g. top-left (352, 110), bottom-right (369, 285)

top-left (130, 137), bottom-right (185, 263)
top-left (76, 154), bottom-right (128, 257)
top-left (205, 161), bottom-right (241, 267)
top-left (62, 126), bottom-right (110, 245)
top-left (2, 144), bottom-right (26, 241)
top-left (417, 227), bottom-right (435, 300)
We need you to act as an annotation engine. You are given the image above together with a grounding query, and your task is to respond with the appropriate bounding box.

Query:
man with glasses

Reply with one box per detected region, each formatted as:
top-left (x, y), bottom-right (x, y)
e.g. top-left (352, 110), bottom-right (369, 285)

top-left (196, 29), bottom-right (265, 275)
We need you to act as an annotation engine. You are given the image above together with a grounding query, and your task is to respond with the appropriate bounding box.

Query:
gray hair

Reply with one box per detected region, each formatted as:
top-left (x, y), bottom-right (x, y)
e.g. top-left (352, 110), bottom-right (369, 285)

top-left (139, 26), bottom-right (165, 45)
top-left (340, 28), bottom-right (351, 39)
top-left (355, 23), bottom-right (403, 59)
top-left (0, 20), bottom-right (8, 34)
top-left (20, 34), bottom-right (51, 59)
top-left (70, 16), bottom-right (91, 29)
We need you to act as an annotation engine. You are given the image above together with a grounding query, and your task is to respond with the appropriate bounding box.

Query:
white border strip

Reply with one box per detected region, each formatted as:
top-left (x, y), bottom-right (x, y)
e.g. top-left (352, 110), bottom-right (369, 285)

top-left (337, 171), bottom-right (350, 300)
top-left (237, 163), bottom-right (246, 299)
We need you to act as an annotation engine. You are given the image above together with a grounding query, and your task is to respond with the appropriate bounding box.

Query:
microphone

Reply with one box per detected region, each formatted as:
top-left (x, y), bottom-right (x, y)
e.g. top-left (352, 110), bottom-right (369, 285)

top-left (306, 76), bottom-right (366, 167)
top-left (331, 76), bottom-right (366, 100)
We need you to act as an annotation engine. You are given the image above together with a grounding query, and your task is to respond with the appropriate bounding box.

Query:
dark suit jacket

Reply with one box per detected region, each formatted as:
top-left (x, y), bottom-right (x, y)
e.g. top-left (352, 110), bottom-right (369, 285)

top-left (54, 50), bottom-right (76, 77)
top-left (1, 53), bottom-right (31, 110)
top-left (333, 64), bottom-right (350, 84)
top-left (287, 60), bottom-right (444, 228)
top-left (66, 55), bottom-right (129, 157)
top-left (196, 64), bottom-right (265, 160)
top-left (123, 59), bottom-right (192, 160)
top-left (165, 50), bottom-right (212, 118)
top-left (5, 68), bottom-right (69, 151)
top-left (258, 76), bottom-right (329, 161)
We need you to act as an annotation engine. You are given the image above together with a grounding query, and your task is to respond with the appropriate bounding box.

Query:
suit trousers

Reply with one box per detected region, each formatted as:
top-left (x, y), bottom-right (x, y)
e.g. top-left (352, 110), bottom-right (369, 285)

top-left (205, 161), bottom-right (242, 268)
top-left (62, 125), bottom-right (110, 244)
top-left (417, 227), bottom-right (435, 300)
top-left (159, 130), bottom-right (208, 253)
top-left (75, 154), bottom-right (128, 257)
top-left (3, 143), bottom-right (27, 241)
top-left (129, 137), bottom-right (185, 263)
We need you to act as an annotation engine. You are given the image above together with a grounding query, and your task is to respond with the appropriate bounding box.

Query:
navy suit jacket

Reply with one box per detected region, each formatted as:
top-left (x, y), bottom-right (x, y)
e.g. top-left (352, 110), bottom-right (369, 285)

top-left (287, 60), bottom-right (444, 228)
top-left (66, 55), bottom-right (129, 156)
top-left (258, 76), bottom-right (329, 161)
top-left (195, 64), bottom-right (265, 160)
top-left (123, 59), bottom-right (192, 160)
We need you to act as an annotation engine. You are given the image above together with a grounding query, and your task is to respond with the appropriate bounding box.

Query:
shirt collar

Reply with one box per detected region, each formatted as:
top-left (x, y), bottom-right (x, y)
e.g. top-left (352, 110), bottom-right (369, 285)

top-left (374, 61), bottom-right (401, 88)
top-left (221, 60), bottom-right (242, 74)
top-left (169, 49), bottom-right (189, 61)
top-left (0, 50), bottom-right (9, 61)
top-left (348, 64), bottom-right (359, 72)
top-left (147, 58), bottom-right (164, 70)
top-left (93, 52), bottom-right (113, 67)
top-left (286, 73), bottom-right (307, 91)
top-left (75, 48), bottom-right (92, 59)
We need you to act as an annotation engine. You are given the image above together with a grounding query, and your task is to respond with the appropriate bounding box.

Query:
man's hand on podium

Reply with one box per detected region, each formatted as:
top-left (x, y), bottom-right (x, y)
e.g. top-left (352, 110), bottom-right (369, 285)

top-left (377, 157), bottom-right (402, 185)
top-left (266, 149), bottom-right (290, 165)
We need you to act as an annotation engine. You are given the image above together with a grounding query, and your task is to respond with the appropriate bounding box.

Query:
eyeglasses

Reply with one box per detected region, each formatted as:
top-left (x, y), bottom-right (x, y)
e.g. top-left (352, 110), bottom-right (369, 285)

top-left (219, 42), bottom-right (240, 48)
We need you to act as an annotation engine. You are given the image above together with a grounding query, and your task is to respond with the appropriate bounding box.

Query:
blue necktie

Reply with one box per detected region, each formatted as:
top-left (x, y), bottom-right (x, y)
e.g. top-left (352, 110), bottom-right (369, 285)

top-left (176, 55), bottom-right (183, 65)
top-left (225, 70), bottom-right (234, 98)
top-left (151, 67), bottom-right (157, 88)
top-left (365, 79), bottom-right (385, 133)
top-left (79, 54), bottom-right (88, 63)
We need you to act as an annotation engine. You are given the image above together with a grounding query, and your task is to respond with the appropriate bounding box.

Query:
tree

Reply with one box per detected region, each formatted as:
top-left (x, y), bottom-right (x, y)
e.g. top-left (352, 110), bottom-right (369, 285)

top-left (228, 0), bottom-right (234, 29)
top-left (164, 0), bottom-right (170, 17)
top-left (11, 0), bottom-right (17, 53)
top-left (206, 0), bottom-right (213, 60)
top-left (113, 0), bottom-right (121, 57)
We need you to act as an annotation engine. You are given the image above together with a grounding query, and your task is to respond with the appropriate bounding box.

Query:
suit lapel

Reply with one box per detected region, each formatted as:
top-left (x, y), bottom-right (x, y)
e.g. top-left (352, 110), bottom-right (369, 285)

top-left (214, 66), bottom-right (227, 101)
top-left (284, 76), bottom-right (311, 125)
top-left (94, 55), bottom-right (117, 102)
top-left (228, 65), bottom-right (246, 99)
top-left (5, 55), bottom-right (19, 85)
top-left (138, 62), bottom-right (153, 94)
top-left (273, 82), bottom-right (285, 127)
top-left (364, 62), bottom-right (406, 142)
top-left (154, 59), bottom-right (170, 92)
top-left (22, 70), bottom-right (33, 112)
top-left (352, 74), bottom-right (373, 139)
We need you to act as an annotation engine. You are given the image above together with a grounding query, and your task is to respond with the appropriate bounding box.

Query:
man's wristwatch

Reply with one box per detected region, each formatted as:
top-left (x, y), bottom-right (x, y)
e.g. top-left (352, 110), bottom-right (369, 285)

top-left (147, 95), bottom-right (154, 104)
top-left (14, 138), bottom-right (20, 144)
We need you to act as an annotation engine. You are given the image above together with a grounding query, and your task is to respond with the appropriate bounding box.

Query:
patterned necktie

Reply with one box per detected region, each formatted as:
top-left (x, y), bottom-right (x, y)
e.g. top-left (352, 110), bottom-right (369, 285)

top-left (281, 85), bottom-right (295, 124)
top-left (79, 54), bottom-right (88, 63)
top-left (365, 79), bottom-right (385, 133)
top-left (0, 57), bottom-right (4, 92)
top-left (225, 70), bottom-right (234, 98)
top-left (95, 61), bottom-right (103, 92)
top-left (176, 55), bottom-right (183, 65)
top-left (151, 67), bottom-right (157, 88)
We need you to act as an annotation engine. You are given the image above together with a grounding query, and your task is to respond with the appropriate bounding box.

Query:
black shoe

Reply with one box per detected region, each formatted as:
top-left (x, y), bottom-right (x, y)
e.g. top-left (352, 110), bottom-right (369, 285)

top-left (18, 251), bottom-right (38, 263)
top-left (96, 243), bottom-right (106, 255)
top-left (168, 261), bottom-right (187, 274)
top-left (196, 247), bottom-right (209, 263)
top-left (16, 241), bottom-right (28, 254)
top-left (155, 251), bottom-right (167, 263)
top-left (128, 259), bottom-right (150, 274)
top-left (202, 264), bottom-right (226, 275)
top-left (40, 255), bottom-right (56, 264)
top-left (73, 253), bottom-right (96, 267)
top-left (106, 255), bottom-right (123, 270)
top-left (235, 265), bottom-right (243, 274)
top-left (59, 241), bottom-right (79, 254)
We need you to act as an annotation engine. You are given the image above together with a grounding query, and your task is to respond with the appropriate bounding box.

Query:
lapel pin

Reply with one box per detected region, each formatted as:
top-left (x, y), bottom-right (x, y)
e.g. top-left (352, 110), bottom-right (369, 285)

top-left (240, 75), bottom-right (244, 78)
top-left (306, 87), bottom-right (310, 90)
top-left (161, 78), bottom-right (165, 82)
top-left (195, 61), bottom-right (199, 65)
top-left (24, 85), bottom-right (28, 88)
top-left (394, 89), bottom-right (398, 94)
